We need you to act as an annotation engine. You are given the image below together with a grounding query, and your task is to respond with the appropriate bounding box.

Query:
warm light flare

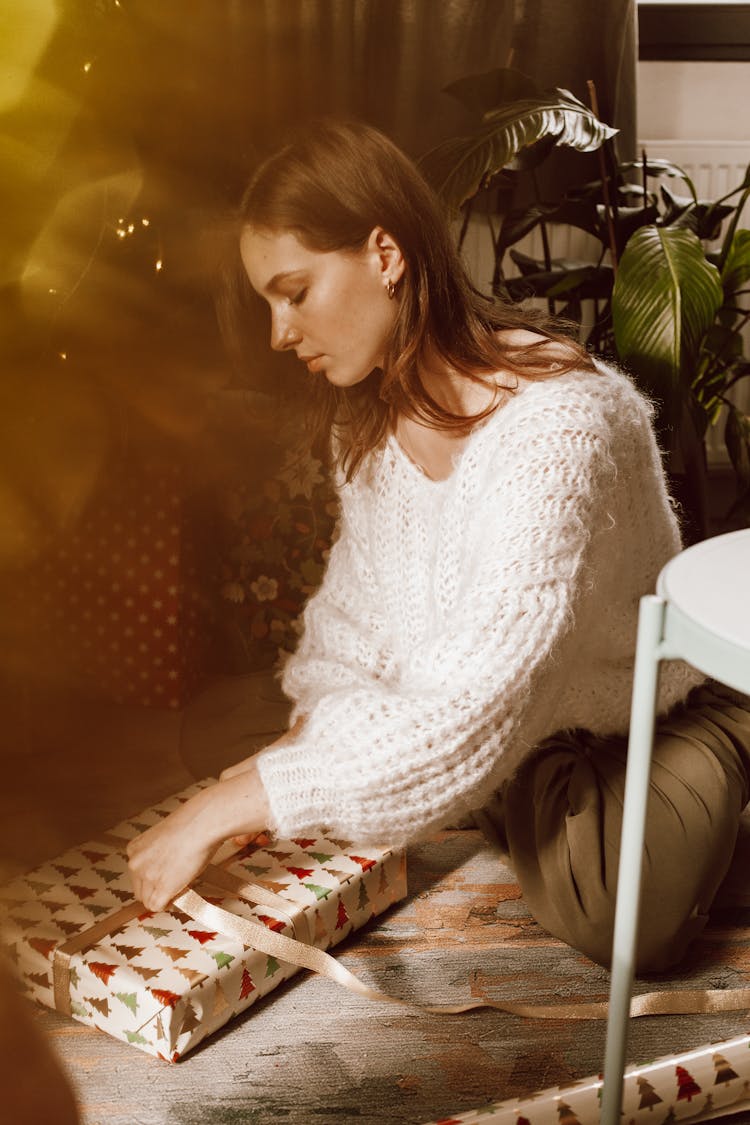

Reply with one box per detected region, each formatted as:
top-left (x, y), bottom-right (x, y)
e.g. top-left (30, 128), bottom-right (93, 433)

top-left (0, 1), bottom-right (57, 110)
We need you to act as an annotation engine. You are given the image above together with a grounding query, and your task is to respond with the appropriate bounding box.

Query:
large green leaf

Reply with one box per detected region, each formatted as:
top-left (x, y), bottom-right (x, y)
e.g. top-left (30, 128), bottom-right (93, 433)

top-left (420, 88), bottom-right (617, 210)
top-left (596, 204), bottom-right (660, 253)
top-left (618, 158), bottom-right (698, 203)
top-left (505, 254), bottom-right (613, 302)
top-left (721, 228), bottom-right (750, 297)
top-left (669, 200), bottom-right (734, 240)
top-left (612, 225), bottom-right (723, 417)
top-left (548, 198), bottom-right (604, 240)
top-left (496, 203), bottom-right (560, 252)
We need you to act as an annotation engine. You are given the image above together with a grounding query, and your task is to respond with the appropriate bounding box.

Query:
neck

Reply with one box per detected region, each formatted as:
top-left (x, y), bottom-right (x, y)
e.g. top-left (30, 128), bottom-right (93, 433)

top-left (412, 348), bottom-right (500, 425)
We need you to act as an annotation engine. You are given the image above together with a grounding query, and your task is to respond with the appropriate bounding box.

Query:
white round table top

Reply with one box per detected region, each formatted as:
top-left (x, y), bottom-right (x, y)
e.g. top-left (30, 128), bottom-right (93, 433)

top-left (657, 529), bottom-right (750, 650)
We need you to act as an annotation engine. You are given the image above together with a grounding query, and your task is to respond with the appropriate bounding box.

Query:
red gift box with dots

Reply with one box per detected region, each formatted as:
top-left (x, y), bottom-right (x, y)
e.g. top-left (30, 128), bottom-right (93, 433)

top-left (0, 779), bottom-right (407, 1061)
top-left (24, 459), bottom-right (211, 709)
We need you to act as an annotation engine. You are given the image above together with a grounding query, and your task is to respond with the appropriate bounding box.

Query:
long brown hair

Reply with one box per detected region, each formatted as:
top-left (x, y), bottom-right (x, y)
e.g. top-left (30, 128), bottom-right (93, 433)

top-left (233, 118), bottom-right (595, 481)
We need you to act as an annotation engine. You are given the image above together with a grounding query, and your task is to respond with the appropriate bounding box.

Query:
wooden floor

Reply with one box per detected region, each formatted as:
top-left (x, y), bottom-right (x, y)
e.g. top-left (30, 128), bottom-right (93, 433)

top-left (5, 674), bottom-right (750, 1124)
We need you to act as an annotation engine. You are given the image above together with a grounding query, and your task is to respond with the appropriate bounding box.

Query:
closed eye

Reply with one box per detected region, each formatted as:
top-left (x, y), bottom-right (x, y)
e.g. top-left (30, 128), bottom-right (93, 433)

top-left (289, 288), bottom-right (308, 306)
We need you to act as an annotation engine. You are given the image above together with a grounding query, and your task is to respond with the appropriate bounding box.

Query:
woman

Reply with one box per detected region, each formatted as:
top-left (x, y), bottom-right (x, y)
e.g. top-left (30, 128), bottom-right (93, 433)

top-left (128, 120), bottom-right (750, 972)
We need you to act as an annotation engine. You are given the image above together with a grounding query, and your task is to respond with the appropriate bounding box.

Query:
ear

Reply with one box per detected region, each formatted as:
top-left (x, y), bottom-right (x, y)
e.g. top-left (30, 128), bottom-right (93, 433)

top-left (367, 226), bottom-right (406, 286)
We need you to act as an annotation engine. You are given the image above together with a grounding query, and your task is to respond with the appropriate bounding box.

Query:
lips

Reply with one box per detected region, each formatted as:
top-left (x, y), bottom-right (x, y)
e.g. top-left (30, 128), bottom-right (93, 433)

top-left (298, 355), bottom-right (324, 373)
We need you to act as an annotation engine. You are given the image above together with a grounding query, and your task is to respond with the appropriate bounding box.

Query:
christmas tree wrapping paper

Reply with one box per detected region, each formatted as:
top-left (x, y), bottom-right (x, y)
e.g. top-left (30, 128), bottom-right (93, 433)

top-left (423, 1033), bottom-right (750, 1124)
top-left (0, 780), bottom-right (407, 1062)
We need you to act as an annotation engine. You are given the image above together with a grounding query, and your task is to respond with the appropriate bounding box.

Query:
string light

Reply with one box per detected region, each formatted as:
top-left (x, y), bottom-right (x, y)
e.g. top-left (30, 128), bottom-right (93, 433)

top-left (83, 61), bottom-right (92, 73)
top-left (155, 259), bottom-right (163, 272)
top-left (114, 218), bottom-right (152, 240)
top-left (59, 352), bottom-right (67, 360)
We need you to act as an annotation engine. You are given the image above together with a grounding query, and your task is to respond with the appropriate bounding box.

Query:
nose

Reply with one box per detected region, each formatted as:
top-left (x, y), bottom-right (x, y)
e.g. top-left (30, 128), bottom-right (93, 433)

top-left (270, 308), bottom-right (302, 352)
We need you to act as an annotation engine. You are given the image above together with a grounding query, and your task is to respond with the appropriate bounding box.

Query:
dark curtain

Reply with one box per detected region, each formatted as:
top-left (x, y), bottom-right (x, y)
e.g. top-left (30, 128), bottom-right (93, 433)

top-left (512, 0), bottom-right (637, 195)
top-left (1, 0), bottom-right (637, 703)
top-left (111, 0), bottom-right (633, 203)
top-left (93, 0), bottom-right (517, 208)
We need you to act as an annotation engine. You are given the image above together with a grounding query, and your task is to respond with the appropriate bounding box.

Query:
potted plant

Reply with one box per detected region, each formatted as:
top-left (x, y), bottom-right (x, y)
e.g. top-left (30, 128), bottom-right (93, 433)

top-left (420, 67), bottom-right (750, 539)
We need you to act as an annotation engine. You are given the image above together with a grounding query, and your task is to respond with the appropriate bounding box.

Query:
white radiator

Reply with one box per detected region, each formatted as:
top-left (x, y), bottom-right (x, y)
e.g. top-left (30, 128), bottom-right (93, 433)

top-left (460, 139), bottom-right (750, 465)
top-left (645, 140), bottom-right (750, 227)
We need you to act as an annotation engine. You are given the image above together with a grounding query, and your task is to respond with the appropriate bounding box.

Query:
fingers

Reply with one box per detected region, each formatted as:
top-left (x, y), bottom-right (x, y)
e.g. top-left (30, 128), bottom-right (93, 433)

top-left (137, 885), bottom-right (173, 914)
top-left (129, 867), bottom-right (182, 913)
top-left (126, 836), bottom-right (179, 913)
top-left (231, 831), bottom-right (271, 848)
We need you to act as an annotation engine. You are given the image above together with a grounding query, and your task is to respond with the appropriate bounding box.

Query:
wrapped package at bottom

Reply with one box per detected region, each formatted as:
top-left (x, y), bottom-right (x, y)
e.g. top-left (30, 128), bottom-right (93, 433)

top-left (0, 780), bottom-right (407, 1062)
top-left (424, 1033), bottom-right (750, 1124)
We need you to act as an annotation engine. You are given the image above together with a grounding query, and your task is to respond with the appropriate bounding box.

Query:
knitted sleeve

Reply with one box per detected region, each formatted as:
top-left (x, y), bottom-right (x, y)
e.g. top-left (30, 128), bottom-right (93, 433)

top-left (256, 400), bottom-right (617, 844)
top-left (279, 504), bottom-right (399, 724)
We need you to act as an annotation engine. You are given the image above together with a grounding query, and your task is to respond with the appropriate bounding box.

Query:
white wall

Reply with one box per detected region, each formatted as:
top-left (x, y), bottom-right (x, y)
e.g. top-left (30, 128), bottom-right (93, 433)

top-left (637, 60), bottom-right (750, 142)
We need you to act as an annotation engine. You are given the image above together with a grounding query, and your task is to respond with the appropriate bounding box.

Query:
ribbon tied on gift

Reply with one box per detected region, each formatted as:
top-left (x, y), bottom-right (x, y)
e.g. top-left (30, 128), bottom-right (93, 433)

top-left (51, 833), bottom-right (750, 1022)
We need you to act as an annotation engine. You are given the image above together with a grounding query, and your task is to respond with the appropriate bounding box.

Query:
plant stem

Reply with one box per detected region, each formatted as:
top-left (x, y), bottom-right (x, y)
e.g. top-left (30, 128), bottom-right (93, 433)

top-left (721, 370), bottom-right (750, 393)
top-left (587, 78), bottom-right (618, 273)
top-left (698, 308), bottom-right (750, 391)
top-left (483, 198), bottom-right (501, 297)
top-left (530, 167), bottom-right (555, 316)
top-left (530, 168), bottom-right (552, 272)
top-left (486, 208), bottom-right (500, 261)
top-left (457, 193), bottom-right (475, 253)
top-left (718, 186), bottom-right (750, 273)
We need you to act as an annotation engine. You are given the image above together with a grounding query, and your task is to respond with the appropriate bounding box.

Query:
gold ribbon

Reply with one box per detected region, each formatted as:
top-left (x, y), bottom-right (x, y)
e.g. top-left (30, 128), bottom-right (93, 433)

top-left (52, 836), bottom-right (308, 1015)
top-left (53, 901), bottom-right (145, 1016)
top-left (173, 888), bottom-right (750, 1020)
top-left (200, 864), bottom-right (312, 946)
top-left (51, 835), bottom-right (750, 1022)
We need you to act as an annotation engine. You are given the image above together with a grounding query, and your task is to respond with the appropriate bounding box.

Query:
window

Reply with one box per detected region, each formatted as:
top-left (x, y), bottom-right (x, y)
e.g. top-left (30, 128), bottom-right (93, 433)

top-left (638, 2), bottom-right (750, 59)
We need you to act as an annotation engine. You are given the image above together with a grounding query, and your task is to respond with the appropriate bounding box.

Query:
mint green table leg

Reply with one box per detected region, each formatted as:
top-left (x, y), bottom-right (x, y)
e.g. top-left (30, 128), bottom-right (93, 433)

top-left (600, 595), bottom-right (666, 1125)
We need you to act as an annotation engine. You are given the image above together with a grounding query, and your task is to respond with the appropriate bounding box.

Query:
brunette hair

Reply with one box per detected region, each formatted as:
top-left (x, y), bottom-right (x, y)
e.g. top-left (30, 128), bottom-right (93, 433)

top-left (233, 118), bottom-right (595, 480)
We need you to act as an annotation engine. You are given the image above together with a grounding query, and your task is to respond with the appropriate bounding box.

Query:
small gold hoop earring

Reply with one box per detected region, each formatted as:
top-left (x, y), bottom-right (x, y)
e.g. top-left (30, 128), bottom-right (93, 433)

top-left (386, 279), bottom-right (396, 299)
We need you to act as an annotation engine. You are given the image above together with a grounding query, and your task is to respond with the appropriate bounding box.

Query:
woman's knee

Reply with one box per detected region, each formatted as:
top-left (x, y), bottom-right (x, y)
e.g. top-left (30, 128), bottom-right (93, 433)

top-left (501, 719), bottom-right (741, 974)
top-left (559, 894), bottom-right (710, 973)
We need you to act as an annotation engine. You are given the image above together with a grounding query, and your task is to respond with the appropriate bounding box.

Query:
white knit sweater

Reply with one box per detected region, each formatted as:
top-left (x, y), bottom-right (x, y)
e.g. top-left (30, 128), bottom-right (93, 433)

top-left (256, 361), bottom-right (703, 844)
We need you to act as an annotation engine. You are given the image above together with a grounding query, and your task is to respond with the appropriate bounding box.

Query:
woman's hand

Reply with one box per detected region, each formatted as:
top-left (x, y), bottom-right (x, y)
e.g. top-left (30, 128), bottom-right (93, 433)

top-left (220, 715), bottom-right (307, 783)
top-left (126, 794), bottom-right (220, 913)
top-left (219, 718), bottom-right (307, 846)
top-left (127, 764), bottom-right (272, 911)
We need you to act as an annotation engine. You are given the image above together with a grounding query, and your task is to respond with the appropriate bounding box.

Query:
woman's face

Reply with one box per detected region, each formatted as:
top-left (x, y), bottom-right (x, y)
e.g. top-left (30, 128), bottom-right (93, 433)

top-left (240, 225), bottom-right (404, 388)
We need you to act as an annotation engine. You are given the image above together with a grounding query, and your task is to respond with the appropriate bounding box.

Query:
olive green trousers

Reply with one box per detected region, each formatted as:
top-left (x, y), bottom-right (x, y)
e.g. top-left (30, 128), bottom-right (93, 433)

top-left (475, 684), bottom-right (750, 973)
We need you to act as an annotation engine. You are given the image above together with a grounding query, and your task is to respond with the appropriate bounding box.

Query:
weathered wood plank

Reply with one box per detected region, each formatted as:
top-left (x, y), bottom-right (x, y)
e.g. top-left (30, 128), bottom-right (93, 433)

top-left (10, 676), bottom-right (750, 1123)
top-left (31, 832), bottom-right (750, 1125)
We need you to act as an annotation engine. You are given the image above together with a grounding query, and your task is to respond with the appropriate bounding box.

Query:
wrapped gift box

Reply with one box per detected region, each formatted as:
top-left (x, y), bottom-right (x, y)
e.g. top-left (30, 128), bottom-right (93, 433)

top-left (22, 457), bottom-right (214, 709)
top-left (424, 1032), bottom-right (750, 1124)
top-left (0, 780), bottom-right (407, 1061)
